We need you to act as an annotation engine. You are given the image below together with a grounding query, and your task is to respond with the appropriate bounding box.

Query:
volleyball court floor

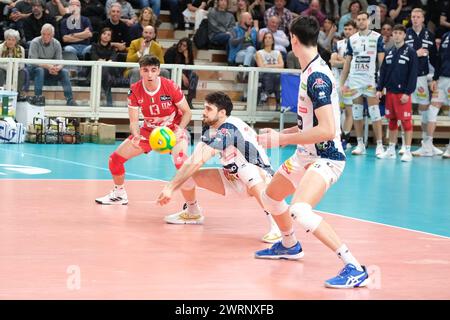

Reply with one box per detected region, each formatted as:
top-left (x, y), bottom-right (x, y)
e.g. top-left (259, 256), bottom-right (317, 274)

top-left (0, 142), bottom-right (449, 299)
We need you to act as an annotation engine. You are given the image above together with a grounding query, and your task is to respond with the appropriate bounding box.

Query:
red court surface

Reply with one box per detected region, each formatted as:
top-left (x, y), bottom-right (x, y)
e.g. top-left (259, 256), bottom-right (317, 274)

top-left (0, 180), bottom-right (449, 299)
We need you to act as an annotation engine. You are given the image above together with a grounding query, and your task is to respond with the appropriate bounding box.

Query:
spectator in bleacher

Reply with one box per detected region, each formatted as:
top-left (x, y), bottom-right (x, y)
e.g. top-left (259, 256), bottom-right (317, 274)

top-left (228, 11), bottom-right (257, 66)
top-left (90, 27), bottom-right (118, 106)
top-left (5, 0), bottom-right (32, 38)
top-left (258, 15), bottom-right (289, 59)
top-left (381, 22), bottom-right (394, 51)
top-left (440, 1), bottom-right (450, 38)
top-left (161, 0), bottom-right (182, 30)
top-left (286, 50), bottom-right (301, 69)
top-left (0, 29), bottom-right (26, 96)
top-left (182, 1), bottom-right (209, 31)
top-left (264, 0), bottom-right (293, 34)
top-left (60, 0), bottom-right (93, 59)
top-left (129, 6), bottom-right (158, 41)
top-left (255, 31), bottom-right (284, 107)
top-left (301, 0), bottom-right (326, 26)
top-left (340, 0), bottom-right (367, 17)
top-left (235, 0), bottom-right (259, 28)
top-left (140, 0), bottom-right (160, 16)
top-left (23, 0), bottom-right (57, 46)
top-left (164, 37), bottom-right (198, 107)
top-left (46, 0), bottom-right (69, 21)
top-left (389, 0), bottom-right (422, 26)
top-left (101, 2), bottom-right (130, 58)
top-left (208, 0), bottom-right (236, 48)
top-left (338, 0), bottom-right (361, 34)
top-left (286, 0), bottom-right (309, 15)
top-left (28, 23), bottom-right (78, 106)
top-left (126, 25), bottom-right (169, 84)
top-left (105, 0), bottom-right (137, 27)
top-left (80, 0), bottom-right (105, 35)
top-left (373, 4), bottom-right (394, 33)
top-left (318, 16), bottom-right (337, 54)
top-left (320, 0), bottom-right (339, 22)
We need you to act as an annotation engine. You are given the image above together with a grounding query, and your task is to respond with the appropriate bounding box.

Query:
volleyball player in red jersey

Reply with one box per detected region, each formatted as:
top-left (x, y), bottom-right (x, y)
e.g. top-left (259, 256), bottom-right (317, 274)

top-left (96, 55), bottom-right (192, 205)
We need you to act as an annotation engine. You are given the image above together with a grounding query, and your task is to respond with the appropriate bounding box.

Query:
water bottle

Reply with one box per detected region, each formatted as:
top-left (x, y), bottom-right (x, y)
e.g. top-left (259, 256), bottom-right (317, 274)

top-left (1, 96), bottom-right (9, 117)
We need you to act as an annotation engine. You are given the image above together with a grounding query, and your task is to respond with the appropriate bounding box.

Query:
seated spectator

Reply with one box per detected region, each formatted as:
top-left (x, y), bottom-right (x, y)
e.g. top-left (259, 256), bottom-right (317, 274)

top-left (228, 12), bottom-right (258, 66)
top-left (161, 0), bottom-right (182, 30)
top-left (183, 1), bottom-right (209, 30)
top-left (255, 32), bottom-right (284, 107)
top-left (301, 0), bottom-right (326, 26)
top-left (28, 24), bottom-right (78, 106)
top-left (60, 0), bottom-right (93, 60)
top-left (248, 0), bottom-right (267, 29)
top-left (46, 0), bottom-right (69, 21)
top-left (90, 27), bottom-right (120, 106)
top-left (80, 0), bottom-right (105, 35)
top-left (0, 29), bottom-right (26, 96)
top-left (258, 15), bottom-right (289, 58)
top-left (318, 16), bottom-right (337, 54)
top-left (340, 0), bottom-right (367, 17)
top-left (140, 0), bottom-right (160, 16)
top-left (264, 0), bottom-right (293, 34)
top-left (373, 3), bottom-right (394, 33)
top-left (338, 0), bottom-right (361, 34)
top-left (164, 37), bottom-right (199, 107)
top-left (389, 0), bottom-right (422, 26)
top-left (287, 0), bottom-right (309, 15)
top-left (5, 0), bottom-right (33, 38)
top-left (105, 0), bottom-right (137, 27)
top-left (208, 0), bottom-right (236, 48)
top-left (286, 50), bottom-right (301, 69)
top-left (129, 6), bottom-right (157, 41)
top-left (23, 0), bottom-right (57, 46)
top-left (101, 3), bottom-right (130, 59)
top-left (381, 22), bottom-right (394, 51)
top-left (126, 25), bottom-right (169, 84)
top-left (320, 0), bottom-right (339, 22)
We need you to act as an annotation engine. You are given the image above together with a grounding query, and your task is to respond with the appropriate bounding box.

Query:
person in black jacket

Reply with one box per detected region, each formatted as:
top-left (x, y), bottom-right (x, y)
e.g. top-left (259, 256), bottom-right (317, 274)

top-left (23, 0), bottom-right (57, 47)
top-left (164, 37), bottom-right (198, 107)
top-left (376, 24), bottom-right (418, 162)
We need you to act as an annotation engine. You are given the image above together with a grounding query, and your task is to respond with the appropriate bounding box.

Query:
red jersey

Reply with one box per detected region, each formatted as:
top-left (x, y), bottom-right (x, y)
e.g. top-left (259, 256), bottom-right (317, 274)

top-left (127, 77), bottom-right (184, 130)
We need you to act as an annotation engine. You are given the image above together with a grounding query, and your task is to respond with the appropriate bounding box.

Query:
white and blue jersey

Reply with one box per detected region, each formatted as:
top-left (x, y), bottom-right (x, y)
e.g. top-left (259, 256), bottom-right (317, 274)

top-left (201, 116), bottom-right (275, 176)
top-left (297, 55), bottom-right (346, 161)
top-left (346, 30), bottom-right (384, 88)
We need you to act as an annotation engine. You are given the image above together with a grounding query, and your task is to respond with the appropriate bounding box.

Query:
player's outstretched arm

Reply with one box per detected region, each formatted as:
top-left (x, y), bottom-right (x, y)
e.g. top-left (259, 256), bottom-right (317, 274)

top-left (157, 142), bottom-right (217, 205)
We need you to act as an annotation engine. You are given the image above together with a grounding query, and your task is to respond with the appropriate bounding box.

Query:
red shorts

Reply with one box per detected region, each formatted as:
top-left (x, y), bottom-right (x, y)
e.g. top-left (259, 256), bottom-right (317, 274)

top-left (385, 92), bottom-right (412, 121)
top-left (127, 125), bottom-right (188, 153)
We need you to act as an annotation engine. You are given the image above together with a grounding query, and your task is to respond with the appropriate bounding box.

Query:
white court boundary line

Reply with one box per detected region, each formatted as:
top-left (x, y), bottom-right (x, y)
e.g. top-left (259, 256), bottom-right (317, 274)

top-left (2, 147), bottom-right (449, 240)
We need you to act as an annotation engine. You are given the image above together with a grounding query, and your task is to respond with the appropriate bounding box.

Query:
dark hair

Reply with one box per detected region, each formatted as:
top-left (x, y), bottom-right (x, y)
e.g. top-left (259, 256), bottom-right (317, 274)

top-left (392, 24), bottom-right (406, 33)
top-left (289, 16), bottom-right (320, 47)
top-left (344, 20), bottom-right (357, 29)
top-left (262, 32), bottom-right (275, 50)
top-left (98, 27), bottom-right (112, 44)
top-left (348, 0), bottom-right (362, 12)
top-left (324, 15), bottom-right (336, 25)
top-left (357, 11), bottom-right (370, 19)
top-left (177, 37), bottom-right (194, 65)
top-left (205, 91), bottom-right (233, 116)
top-left (139, 54), bottom-right (161, 67)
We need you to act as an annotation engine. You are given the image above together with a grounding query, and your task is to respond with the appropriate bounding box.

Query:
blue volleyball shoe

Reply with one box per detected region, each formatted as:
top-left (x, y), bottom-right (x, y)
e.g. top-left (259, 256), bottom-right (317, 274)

top-left (254, 241), bottom-right (304, 260)
top-left (324, 264), bottom-right (370, 289)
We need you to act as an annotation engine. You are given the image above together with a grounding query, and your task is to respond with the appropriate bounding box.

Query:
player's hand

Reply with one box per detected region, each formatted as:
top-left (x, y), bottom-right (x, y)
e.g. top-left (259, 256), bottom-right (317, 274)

top-left (417, 48), bottom-right (428, 57)
top-left (430, 80), bottom-right (438, 92)
top-left (157, 185), bottom-right (173, 206)
top-left (257, 128), bottom-right (281, 149)
top-left (376, 91), bottom-right (383, 100)
top-left (400, 94), bottom-right (409, 104)
top-left (340, 85), bottom-right (348, 95)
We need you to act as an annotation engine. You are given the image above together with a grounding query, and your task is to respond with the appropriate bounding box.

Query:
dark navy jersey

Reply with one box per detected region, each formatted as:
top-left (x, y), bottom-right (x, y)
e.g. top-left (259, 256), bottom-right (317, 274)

top-left (377, 43), bottom-right (418, 95)
top-left (405, 27), bottom-right (437, 77)
top-left (434, 32), bottom-right (450, 79)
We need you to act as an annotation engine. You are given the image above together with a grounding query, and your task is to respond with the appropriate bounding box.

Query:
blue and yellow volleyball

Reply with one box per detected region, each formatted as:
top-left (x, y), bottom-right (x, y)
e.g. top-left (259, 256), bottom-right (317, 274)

top-left (149, 126), bottom-right (177, 154)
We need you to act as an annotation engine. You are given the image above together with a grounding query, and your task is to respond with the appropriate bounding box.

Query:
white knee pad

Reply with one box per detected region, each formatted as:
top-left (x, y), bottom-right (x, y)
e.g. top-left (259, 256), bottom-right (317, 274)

top-left (368, 105), bottom-right (382, 121)
top-left (261, 190), bottom-right (289, 215)
top-left (289, 202), bottom-right (323, 233)
top-left (352, 104), bottom-right (364, 120)
top-left (180, 177), bottom-right (196, 190)
top-left (428, 105), bottom-right (440, 122)
top-left (419, 109), bottom-right (428, 124)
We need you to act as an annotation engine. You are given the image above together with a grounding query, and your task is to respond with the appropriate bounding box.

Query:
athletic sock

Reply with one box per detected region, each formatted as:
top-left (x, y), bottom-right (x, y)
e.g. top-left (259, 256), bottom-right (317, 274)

top-left (281, 227), bottom-right (298, 248)
top-left (336, 244), bottom-right (363, 271)
top-left (186, 200), bottom-right (201, 215)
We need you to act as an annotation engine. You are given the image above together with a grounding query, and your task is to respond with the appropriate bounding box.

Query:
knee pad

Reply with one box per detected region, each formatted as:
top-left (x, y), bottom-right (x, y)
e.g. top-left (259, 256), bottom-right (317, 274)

top-left (401, 119), bottom-right (412, 131)
top-left (289, 202), bottom-right (323, 233)
top-left (109, 152), bottom-right (127, 176)
top-left (261, 190), bottom-right (289, 215)
top-left (388, 119), bottom-right (398, 131)
top-left (368, 105), bottom-right (382, 121)
top-left (419, 109), bottom-right (428, 124)
top-left (428, 105), bottom-right (440, 122)
top-left (174, 151), bottom-right (188, 170)
top-left (352, 104), bottom-right (364, 121)
top-left (180, 177), bottom-right (196, 190)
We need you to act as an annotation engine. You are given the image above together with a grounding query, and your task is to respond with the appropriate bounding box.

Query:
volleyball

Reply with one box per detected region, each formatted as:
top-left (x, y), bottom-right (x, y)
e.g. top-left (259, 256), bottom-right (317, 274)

top-left (149, 126), bottom-right (176, 154)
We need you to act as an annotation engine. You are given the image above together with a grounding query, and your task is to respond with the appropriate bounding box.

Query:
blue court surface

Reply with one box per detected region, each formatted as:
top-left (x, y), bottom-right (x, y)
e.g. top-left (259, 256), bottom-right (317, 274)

top-left (1, 142), bottom-right (449, 238)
